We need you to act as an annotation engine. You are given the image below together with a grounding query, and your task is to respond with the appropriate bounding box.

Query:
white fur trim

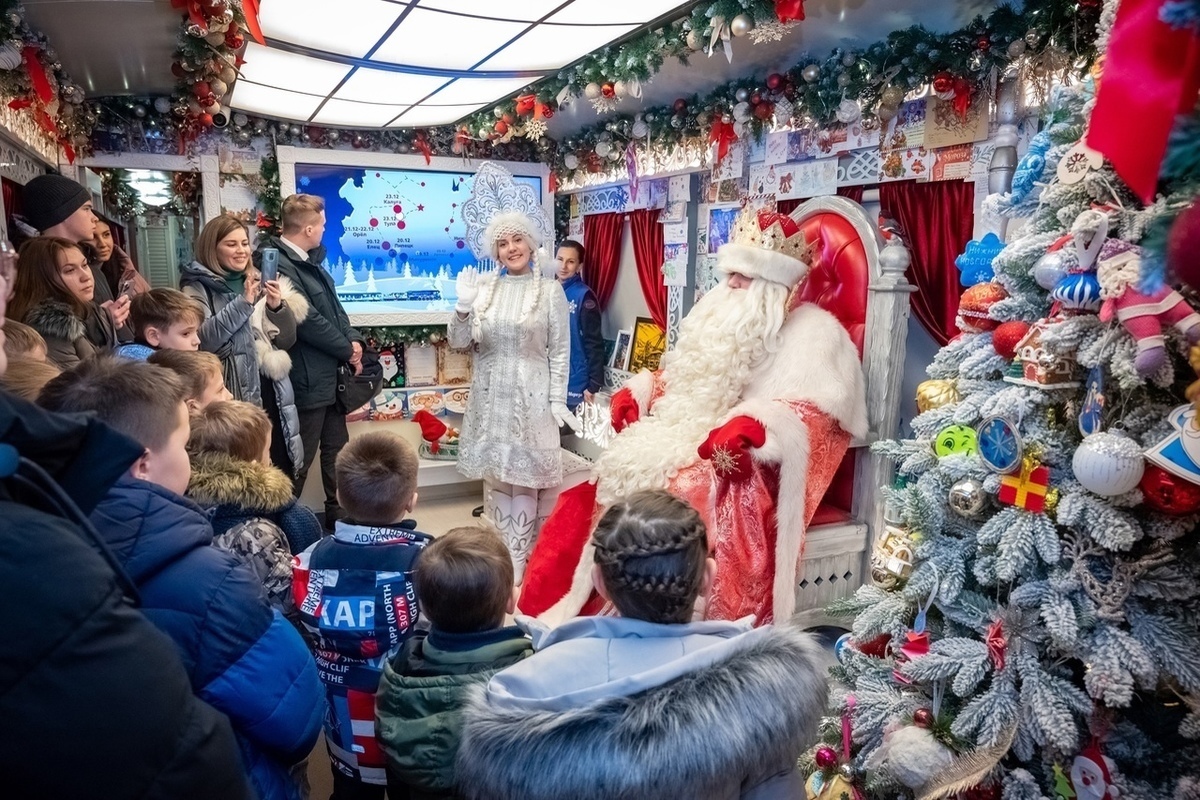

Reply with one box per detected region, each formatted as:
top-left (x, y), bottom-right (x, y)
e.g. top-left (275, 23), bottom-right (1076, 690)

top-left (717, 243), bottom-right (810, 288)
top-left (723, 397), bottom-right (812, 622)
top-left (251, 275), bottom-right (303, 381)
top-left (624, 369), bottom-right (657, 416)
top-left (484, 211), bottom-right (542, 257)
top-left (529, 537), bottom-right (600, 627)
top-left (742, 304), bottom-right (867, 439)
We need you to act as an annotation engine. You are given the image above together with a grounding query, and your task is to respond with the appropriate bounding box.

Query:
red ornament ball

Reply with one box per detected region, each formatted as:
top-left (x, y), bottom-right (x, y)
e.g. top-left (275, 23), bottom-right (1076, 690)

top-left (753, 102), bottom-right (774, 120)
top-left (225, 30), bottom-right (244, 49)
top-left (977, 37), bottom-right (991, 51)
top-left (601, 82), bottom-right (615, 98)
top-left (750, 91), bottom-right (762, 105)
top-left (200, 113), bottom-right (214, 127)
top-left (954, 77), bottom-right (973, 98)
top-left (673, 98), bottom-right (688, 114)
top-left (913, 708), bottom-right (934, 727)
top-left (932, 71), bottom-right (954, 94)
top-left (494, 120), bottom-right (508, 135)
top-left (814, 746), bottom-right (839, 769)
top-left (766, 73), bottom-right (783, 91)
top-left (1139, 464), bottom-right (1200, 515)
top-left (957, 282), bottom-right (1009, 333)
top-left (992, 320), bottom-right (1031, 360)
top-left (192, 81), bottom-right (211, 99)
top-left (502, 113), bottom-right (514, 124)
top-left (1167, 200), bottom-right (1200, 290)
top-left (199, 0), bottom-right (227, 17)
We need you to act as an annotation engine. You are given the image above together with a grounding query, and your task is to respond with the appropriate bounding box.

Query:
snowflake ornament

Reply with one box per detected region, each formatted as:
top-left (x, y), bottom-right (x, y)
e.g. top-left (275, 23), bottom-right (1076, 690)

top-left (710, 445), bottom-right (739, 477)
top-left (748, 20), bottom-right (796, 44)
top-left (524, 118), bottom-right (548, 140)
top-left (590, 96), bottom-right (621, 114)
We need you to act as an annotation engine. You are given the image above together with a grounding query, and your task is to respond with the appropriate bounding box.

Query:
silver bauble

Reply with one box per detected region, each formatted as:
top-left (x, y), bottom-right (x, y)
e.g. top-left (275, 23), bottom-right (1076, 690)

top-left (232, 111), bottom-right (248, 127)
top-left (735, 87), bottom-right (750, 103)
top-left (325, 128), bottom-right (339, 142)
top-left (253, 118), bottom-right (267, 133)
top-left (877, 103), bottom-right (898, 123)
top-left (686, 30), bottom-right (701, 51)
top-left (1032, 251), bottom-right (1067, 290)
top-left (842, 51), bottom-right (857, 67)
top-left (835, 99), bottom-right (861, 124)
top-left (1024, 30), bottom-right (1041, 48)
top-left (837, 72), bottom-right (851, 88)
top-left (1072, 432), bottom-right (1145, 497)
top-left (730, 14), bottom-right (754, 36)
top-left (732, 102), bottom-right (751, 123)
top-left (133, 104), bottom-right (147, 119)
top-left (948, 478), bottom-right (986, 517)
top-left (154, 96), bottom-right (172, 114)
top-left (396, 140), bottom-right (411, 154)
top-left (801, 64), bottom-right (820, 83)
top-left (1007, 39), bottom-right (1027, 58)
top-left (493, 106), bottom-right (505, 119)
top-left (563, 153), bottom-right (579, 170)
top-left (289, 124), bottom-right (303, 137)
top-left (881, 85), bottom-right (905, 106)
top-left (584, 82), bottom-right (601, 100)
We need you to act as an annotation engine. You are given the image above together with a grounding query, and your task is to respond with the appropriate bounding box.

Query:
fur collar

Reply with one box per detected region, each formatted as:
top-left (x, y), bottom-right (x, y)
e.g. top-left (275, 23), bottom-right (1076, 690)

top-left (24, 298), bottom-right (86, 342)
top-left (187, 452), bottom-right (296, 513)
top-left (456, 624), bottom-right (827, 800)
top-left (252, 276), bottom-right (308, 381)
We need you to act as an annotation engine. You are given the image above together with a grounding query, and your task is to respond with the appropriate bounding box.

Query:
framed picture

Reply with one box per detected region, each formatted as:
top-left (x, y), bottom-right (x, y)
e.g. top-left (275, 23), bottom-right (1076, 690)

top-left (629, 317), bottom-right (666, 373)
top-left (611, 328), bottom-right (633, 371)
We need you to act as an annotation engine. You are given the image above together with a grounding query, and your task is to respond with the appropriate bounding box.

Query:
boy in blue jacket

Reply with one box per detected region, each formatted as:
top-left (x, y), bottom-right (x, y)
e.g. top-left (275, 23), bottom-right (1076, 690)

top-left (293, 431), bottom-right (432, 799)
top-left (38, 356), bottom-right (324, 800)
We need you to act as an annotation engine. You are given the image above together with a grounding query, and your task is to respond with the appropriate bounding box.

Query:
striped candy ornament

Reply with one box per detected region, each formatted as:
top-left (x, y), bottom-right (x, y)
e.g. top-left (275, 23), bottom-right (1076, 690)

top-left (1052, 272), bottom-right (1103, 311)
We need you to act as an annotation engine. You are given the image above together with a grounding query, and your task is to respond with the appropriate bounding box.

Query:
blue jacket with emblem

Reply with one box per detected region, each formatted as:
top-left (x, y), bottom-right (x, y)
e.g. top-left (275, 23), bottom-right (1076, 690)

top-left (560, 274), bottom-right (606, 410)
top-left (90, 475), bottom-right (325, 800)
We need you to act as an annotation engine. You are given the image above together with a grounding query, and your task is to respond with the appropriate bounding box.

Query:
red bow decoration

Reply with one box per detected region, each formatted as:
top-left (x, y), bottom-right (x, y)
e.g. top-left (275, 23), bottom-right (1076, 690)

top-left (241, 0), bottom-right (266, 45)
top-left (775, 0), bottom-right (806, 22)
top-left (1086, 0), bottom-right (1200, 202)
top-left (255, 210), bottom-right (275, 229)
top-left (7, 98), bottom-right (32, 111)
top-left (22, 46), bottom-right (54, 105)
top-left (986, 619), bottom-right (1006, 671)
top-left (952, 78), bottom-right (973, 120)
top-left (515, 94), bottom-right (536, 117)
top-left (548, 172), bottom-right (558, 195)
top-left (413, 131), bottom-right (432, 165)
top-left (535, 102), bottom-right (552, 120)
top-left (709, 117), bottom-right (738, 166)
top-left (170, 0), bottom-right (207, 30)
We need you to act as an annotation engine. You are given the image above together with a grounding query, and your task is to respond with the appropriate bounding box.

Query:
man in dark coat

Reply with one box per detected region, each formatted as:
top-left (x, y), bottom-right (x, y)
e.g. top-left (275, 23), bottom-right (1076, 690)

top-left (0, 268), bottom-right (250, 799)
top-left (262, 193), bottom-right (363, 528)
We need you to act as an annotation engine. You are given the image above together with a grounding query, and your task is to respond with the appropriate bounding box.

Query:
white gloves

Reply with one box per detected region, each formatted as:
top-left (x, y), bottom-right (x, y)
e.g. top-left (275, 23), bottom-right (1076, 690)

top-left (552, 402), bottom-right (580, 433)
top-left (455, 266), bottom-right (482, 314)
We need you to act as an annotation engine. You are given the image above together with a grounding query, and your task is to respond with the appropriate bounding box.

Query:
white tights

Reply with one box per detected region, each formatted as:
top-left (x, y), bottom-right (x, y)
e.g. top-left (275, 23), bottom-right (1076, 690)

top-left (483, 479), bottom-right (540, 584)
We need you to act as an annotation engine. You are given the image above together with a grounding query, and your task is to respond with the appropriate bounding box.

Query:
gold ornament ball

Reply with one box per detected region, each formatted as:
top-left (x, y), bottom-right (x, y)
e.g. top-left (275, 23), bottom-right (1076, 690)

top-left (915, 379), bottom-right (960, 413)
top-left (730, 14), bottom-right (754, 36)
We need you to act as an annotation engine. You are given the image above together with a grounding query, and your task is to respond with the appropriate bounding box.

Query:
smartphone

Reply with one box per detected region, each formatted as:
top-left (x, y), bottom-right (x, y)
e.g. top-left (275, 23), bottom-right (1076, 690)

top-left (259, 247), bottom-right (279, 283)
top-left (119, 278), bottom-right (136, 299)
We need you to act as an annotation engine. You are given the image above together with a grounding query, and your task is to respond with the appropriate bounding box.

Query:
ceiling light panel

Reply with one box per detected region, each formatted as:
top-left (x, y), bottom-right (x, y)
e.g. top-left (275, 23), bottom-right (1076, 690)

top-left (237, 42), bottom-right (351, 94)
top-left (227, 81), bottom-right (323, 120)
top-left (546, 0), bottom-right (691, 24)
top-left (476, 23), bottom-right (637, 71)
top-left (370, 8), bottom-right (528, 70)
top-left (415, 0), bottom-right (567, 21)
top-left (311, 99), bottom-right (412, 127)
top-left (388, 103), bottom-right (489, 127)
top-left (260, 0), bottom-right (404, 58)
top-left (424, 76), bottom-right (543, 106)
top-left (335, 67), bottom-right (447, 105)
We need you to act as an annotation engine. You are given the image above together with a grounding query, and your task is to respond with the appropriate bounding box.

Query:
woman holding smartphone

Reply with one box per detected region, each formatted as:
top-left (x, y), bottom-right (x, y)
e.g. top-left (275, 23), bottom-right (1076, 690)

top-left (181, 214), bottom-right (294, 404)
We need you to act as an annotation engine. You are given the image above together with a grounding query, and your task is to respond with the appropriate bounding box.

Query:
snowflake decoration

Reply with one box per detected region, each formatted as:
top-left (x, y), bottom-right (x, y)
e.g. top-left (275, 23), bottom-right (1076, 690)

top-left (524, 118), bottom-right (548, 140)
top-left (710, 445), bottom-right (739, 477)
top-left (748, 20), bottom-right (797, 44)
top-left (590, 96), bottom-right (621, 114)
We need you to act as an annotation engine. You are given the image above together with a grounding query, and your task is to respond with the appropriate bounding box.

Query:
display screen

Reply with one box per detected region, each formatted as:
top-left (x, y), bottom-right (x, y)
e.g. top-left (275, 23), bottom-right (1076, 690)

top-left (294, 164), bottom-right (542, 316)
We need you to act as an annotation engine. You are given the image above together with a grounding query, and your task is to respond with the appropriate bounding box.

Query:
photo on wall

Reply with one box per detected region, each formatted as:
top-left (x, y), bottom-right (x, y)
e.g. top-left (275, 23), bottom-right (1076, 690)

top-left (629, 317), bottom-right (666, 373)
top-left (611, 329), bottom-right (634, 371)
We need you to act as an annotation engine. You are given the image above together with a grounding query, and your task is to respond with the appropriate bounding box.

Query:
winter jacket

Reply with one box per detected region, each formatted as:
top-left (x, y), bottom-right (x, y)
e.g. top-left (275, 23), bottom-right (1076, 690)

top-left (252, 275), bottom-right (309, 475)
top-left (23, 298), bottom-right (117, 369)
top-left (293, 519), bottom-right (433, 785)
top-left (457, 616), bottom-right (828, 800)
top-left (90, 474), bottom-right (325, 800)
top-left (0, 390), bottom-right (252, 799)
top-left (377, 626), bottom-right (534, 799)
top-left (180, 259), bottom-right (262, 403)
top-left (260, 236), bottom-right (360, 410)
top-left (560, 273), bottom-right (605, 410)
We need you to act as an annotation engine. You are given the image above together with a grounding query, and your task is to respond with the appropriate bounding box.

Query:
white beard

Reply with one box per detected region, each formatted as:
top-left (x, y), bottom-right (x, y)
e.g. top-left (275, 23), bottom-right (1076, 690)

top-left (595, 279), bottom-right (789, 506)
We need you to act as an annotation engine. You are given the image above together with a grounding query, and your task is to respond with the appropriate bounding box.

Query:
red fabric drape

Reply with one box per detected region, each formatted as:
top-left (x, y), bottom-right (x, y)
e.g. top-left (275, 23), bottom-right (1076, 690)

top-left (629, 207), bottom-right (667, 329)
top-left (2, 177), bottom-right (20, 241)
top-left (879, 180), bottom-right (975, 346)
top-left (582, 212), bottom-right (623, 309)
top-left (777, 185), bottom-right (866, 215)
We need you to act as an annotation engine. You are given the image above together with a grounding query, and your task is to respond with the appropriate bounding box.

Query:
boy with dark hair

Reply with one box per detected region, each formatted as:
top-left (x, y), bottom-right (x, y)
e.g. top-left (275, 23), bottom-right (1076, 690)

top-left (292, 430), bottom-right (432, 798)
top-left (376, 526), bottom-right (532, 799)
top-left (37, 356), bottom-right (324, 800)
top-left (116, 287), bottom-right (203, 359)
top-left (147, 348), bottom-right (231, 410)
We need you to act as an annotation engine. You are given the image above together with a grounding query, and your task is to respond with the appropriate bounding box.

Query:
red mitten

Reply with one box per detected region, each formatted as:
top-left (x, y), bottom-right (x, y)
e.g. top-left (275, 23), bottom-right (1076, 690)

top-left (610, 387), bottom-right (640, 433)
top-left (697, 415), bottom-right (768, 483)
top-left (412, 409), bottom-right (448, 452)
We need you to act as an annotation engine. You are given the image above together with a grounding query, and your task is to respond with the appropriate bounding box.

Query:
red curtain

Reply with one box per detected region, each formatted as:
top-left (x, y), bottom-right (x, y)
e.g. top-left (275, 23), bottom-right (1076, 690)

top-left (582, 212), bottom-right (623, 309)
top-left (777, 185), bottom-right (867, 215)
top-left (879, 180), bottom-right (975, 346)
top-left (2, 177), bottom-right (20, 241)
top-left (629, 207), bottom-right (666, 329)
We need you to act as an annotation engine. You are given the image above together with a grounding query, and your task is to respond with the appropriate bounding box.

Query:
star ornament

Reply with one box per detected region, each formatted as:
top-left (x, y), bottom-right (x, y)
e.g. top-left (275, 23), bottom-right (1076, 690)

top-left (710, 444), bottom-right (740, 477)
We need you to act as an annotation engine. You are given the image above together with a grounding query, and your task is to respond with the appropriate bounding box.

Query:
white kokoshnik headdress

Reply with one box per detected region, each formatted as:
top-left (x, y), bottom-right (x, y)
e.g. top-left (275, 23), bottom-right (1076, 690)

top-left (461, 163), bottom-right (554, 326)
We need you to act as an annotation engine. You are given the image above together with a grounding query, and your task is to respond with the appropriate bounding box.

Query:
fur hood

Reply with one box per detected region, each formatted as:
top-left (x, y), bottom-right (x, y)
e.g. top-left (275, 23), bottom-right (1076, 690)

top-left (24, 298), bottom-right (86, 342)
top-left (187, 452), bottom-right (296, 513)
top-left (252, 275), bottom-right (309, 382)
top-left (456, 620), bottom-right (828, 800)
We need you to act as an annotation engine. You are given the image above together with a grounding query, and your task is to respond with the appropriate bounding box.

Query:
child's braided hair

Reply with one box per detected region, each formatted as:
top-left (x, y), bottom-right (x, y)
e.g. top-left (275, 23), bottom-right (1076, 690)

top-left (592, 489), bottom-right (709, 624)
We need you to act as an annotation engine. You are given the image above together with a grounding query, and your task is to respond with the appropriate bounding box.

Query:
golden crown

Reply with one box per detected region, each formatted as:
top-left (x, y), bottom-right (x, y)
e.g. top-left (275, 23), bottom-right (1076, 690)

top-left (728, 206), bottom-right (813, 263)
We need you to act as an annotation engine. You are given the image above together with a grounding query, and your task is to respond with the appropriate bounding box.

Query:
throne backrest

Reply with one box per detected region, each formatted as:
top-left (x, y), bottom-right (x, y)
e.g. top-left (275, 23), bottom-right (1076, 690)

top-left (790, 207), bottom-right (871, 357)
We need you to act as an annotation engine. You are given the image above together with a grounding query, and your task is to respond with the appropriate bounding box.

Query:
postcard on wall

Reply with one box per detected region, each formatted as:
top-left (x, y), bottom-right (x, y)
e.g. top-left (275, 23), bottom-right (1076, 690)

top-left (741, 193), bottom-right (777, 213)
top-left (765, 131), bottom-right (789, 165)
top-left (669, 174), bottom-right (691, 202)
top-left (880, 99), bottom-right (927, 152)
top-left (218, 146), bottom-right (257, 174)
top-left (611, 329), bottom-right (634, 371)
top-left (925, 95), bottom-right (990, 149)
top-left (663, 219), bottom-right (688, 245)
top-left (662, 242), bottom-right (688, 287)
top-left (444, 386), bottom-right (470, 415)
top-left (660, 200), bottom-right (686, 225)
top-left (776, 158), bottom-right (838, 199)
top-left (711, 141), bottom-right (745, 181)
top-left (787, 129), bottom-right (818, 162)
top-left (708, 206), bottom-right (739, 254)
top-left (568, 215), bottom-right (583, 240)
top-left (407, 389), bottom-right (446, 417)
top-left (931, 144), bottom-right (974, 182)
top-left (879, 146), bottom-right (933, 183)
top-left (695, 254), bottom-right (719, 301)
top-left (747, 135), bottom-right (767, 164)
top-left (748, 163), bottom-right (778, 195)
top-left (716, 178), bottom-right (745, 203)
top-left (629, 318), bottom-right (667, 373)
top-left (371, 389), bottom-right (408, 421)
top-left (437, 343), bottom-right (473, 386)
top-left (835, 119), bottom-right (883, 153)
top-left (218, 176), bottom-right (259, 218)
top-left (404, 342), bottom-right (439, 387)
top-left (696, 205), bottom-right (710, 252)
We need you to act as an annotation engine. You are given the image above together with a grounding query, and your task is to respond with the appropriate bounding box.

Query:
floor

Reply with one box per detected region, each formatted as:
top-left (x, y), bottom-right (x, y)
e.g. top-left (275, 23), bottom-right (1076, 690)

top-left (305, 492), bottom-right (479, 799)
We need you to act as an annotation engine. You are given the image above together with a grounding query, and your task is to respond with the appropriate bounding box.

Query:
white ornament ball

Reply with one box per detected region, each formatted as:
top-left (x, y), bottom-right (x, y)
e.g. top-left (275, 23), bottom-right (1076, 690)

top-left (594, 141), bottom-right (611, 158)
top-left (732, 102), bottom-right (751, 123)
top-left (1033, 250), bottom-right (1068, 290)
top-left (584, 82), bottom-right (601, 100)
top-left (802, 64), bottom-right (821, 83)
top-left (232, 111), bottom-right (248, 127)
top-left (836, 98), bottom-right (861, 124)
top-left (876, 726), bottom-right (955, 790)
top-left (613, 80), bottom-right (628, 98)
top-left (153, 96), bottom-right (172, 115)
top-left (563, 153), bottom-right (579, 170)
top-left (631, 120), bottom-right (648, 138)
top-left (208, 78), bottom-right (229, 98)
top-left (730, 14), bottom-right (754, 36)
top-left (1072, 432), bottom-right (1145, 497)
top-left (837, 72), bottom-right (852, 89)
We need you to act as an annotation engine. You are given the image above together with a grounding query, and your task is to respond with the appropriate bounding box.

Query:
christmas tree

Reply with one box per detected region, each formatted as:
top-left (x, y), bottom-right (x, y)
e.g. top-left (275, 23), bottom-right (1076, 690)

top-left (807, 35), bottom-right (1200, 800)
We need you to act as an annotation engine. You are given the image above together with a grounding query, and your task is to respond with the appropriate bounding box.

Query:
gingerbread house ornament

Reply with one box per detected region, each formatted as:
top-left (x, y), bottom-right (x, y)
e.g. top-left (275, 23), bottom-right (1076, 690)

top-left (1004, 320), bottom-right (1080, 389)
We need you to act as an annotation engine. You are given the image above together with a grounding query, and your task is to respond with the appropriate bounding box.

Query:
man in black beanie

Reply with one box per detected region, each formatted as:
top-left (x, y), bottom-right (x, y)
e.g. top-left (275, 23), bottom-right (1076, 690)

top-left (21, 173), bottom-right (131, 336)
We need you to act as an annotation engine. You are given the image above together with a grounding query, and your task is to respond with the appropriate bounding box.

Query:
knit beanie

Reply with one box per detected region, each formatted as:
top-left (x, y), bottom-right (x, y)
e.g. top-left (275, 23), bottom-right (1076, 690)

top-left (22, 174), bottom-right (90, 232)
